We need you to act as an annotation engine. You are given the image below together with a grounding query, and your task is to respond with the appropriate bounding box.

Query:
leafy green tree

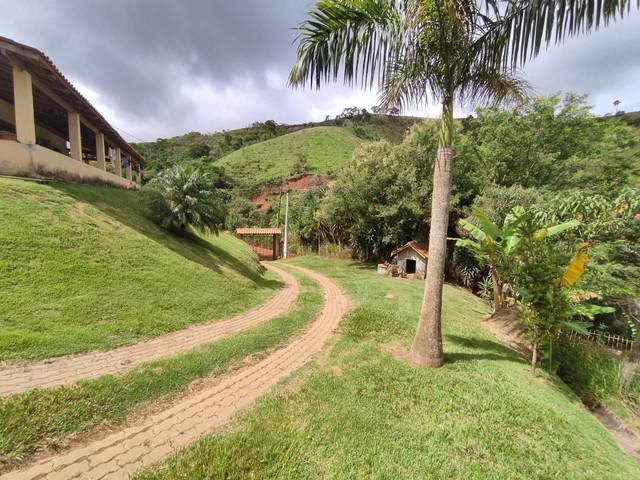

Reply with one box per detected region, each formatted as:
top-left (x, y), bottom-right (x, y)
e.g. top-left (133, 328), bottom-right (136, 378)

top-left (319, 121), bottom-right (441, 258)
top-left (225, 194), bottom-right (264, 231)
top-left (471, 210), bottom-right (589, 375)
top-left (289, 0), bottom-right (634, 367)
top-left (296, 190), bottom-right (327, 247)
top-left (510, 231), bottom-right (573, 375)
top-left (143, 165), bottom-right (226, 236)
top-left (264, 120), bottom-right (278, 135)
top-left (457, 95), bottom-right (639, 191)
top-left (535, 188), bottom-right (640, 301)
top-left (187, 143), bottom-right (211, 159)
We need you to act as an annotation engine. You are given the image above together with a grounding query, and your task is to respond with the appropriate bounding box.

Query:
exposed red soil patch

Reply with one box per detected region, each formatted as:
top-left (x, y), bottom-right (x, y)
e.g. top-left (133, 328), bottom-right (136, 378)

top-left (255, 174), bottom-right (329, 211)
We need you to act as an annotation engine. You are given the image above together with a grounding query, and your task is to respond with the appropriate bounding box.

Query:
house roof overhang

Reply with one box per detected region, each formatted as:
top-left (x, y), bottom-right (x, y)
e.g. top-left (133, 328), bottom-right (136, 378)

top-left (0, 35), bottom-right (145, 165)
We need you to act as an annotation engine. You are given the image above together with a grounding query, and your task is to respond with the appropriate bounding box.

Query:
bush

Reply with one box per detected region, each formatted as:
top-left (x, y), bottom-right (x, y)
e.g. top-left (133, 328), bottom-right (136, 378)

top-left (555, 335), bottom-right (623, 401)
top-left (187, 143), bottom-right (211, 159)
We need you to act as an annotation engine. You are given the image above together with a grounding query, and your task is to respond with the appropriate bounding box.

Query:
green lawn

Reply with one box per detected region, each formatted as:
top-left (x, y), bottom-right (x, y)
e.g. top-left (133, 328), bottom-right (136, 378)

top-left (0, 178), bottom-right (279, 362)
top-left (216, 126), bottom-right (366, 187)
top-left (135, 257), bottom-right (638, 480)
top-left (0, 268), bottom-right (322, 469)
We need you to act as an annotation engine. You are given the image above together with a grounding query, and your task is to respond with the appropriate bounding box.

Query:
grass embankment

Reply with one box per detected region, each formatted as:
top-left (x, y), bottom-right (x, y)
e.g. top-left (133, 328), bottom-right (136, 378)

top-left (216, 126), bottom-right (365, 187)
top-left (0, 269), bottom-right (322, 469)
top-left (0, 178), bottom-right (279, 362)
top-left (136, 257), bottom-right (638, 480)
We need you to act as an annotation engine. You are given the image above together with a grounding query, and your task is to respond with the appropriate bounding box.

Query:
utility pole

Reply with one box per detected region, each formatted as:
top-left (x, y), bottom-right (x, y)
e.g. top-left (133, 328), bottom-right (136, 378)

top-left (284, 191), bottom-right (289, 259)
top-left (276, 189), bottom-right (283, 226)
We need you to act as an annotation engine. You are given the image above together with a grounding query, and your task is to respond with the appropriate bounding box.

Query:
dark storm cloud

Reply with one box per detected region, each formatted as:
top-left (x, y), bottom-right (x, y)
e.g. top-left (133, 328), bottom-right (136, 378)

top-left (0, 1), bottom-right (638, 139)
top-left (0, 1), bottom-right (312, 119)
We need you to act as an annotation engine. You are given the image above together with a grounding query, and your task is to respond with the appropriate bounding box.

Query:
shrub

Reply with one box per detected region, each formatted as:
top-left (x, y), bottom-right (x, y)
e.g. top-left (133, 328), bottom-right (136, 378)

top-left (555, 335), bottom-right (624, 401)
top-left (187, 142), bottom-right (211, 159)
top-left (628, 367), bottom-right (640, 410)
top-left (142, 165), bottom-right (226, 236)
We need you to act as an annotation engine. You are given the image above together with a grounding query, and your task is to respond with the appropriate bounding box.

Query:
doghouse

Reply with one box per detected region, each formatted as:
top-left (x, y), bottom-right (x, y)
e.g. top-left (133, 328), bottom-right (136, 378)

top-left (382, 241), bottom-right (429, 279)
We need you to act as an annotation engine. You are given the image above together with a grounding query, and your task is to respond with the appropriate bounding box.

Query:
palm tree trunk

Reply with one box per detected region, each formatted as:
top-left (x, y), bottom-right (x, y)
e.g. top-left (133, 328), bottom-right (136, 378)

top-left (410, 97), bottom-right (454, 368)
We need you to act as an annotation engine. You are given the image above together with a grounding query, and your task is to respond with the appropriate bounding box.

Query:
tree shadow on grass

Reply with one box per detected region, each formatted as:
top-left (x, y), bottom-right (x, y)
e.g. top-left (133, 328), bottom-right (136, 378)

top-left (444, 334), bottom-right (527, 365)
top-left (52, 183), bottom-right (280, 290)
top-left (445, 334), bottom-right (587, 407)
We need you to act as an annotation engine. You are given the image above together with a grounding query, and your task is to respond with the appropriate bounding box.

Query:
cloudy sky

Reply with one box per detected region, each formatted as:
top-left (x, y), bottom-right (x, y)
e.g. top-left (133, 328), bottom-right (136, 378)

top-left (1, 0), bottom-right (639, 141)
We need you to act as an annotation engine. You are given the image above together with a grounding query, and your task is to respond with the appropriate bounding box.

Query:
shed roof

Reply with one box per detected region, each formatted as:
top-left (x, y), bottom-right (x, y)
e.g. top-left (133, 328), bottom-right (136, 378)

top-left (0, 35), bottom-right (145, 165)
top-left (236, 227), bottom-right (282, 235)
top-left (392, 241), bottom-right (429, 259)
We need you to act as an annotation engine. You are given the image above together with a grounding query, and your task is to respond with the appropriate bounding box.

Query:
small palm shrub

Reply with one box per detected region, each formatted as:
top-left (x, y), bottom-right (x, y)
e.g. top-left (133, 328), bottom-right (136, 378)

top-left (142, 165), bottom-right (226, 236)
top-left (477, 276), bottom-right (493, 301)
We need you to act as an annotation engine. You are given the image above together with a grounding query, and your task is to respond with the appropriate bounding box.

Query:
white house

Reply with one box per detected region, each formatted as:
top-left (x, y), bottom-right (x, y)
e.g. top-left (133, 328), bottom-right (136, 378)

top-left (378, 241), bottom-right (429, 279)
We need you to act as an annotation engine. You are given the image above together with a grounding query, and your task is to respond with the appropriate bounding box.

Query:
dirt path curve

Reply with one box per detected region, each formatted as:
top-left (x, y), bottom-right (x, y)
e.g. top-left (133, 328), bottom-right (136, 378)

top-left (3, 265), bottom-right (350, 480)
top-left (0, 264), bottom-right (299, 397)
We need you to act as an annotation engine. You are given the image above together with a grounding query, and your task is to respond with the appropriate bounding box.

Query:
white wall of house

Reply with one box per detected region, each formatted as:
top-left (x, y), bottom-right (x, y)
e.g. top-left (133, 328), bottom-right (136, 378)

top-left (395, 249), bottom-right (427, 279)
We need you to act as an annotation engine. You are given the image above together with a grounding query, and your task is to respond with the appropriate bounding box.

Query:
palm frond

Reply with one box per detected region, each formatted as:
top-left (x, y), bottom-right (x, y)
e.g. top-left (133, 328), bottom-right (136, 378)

top-left (378, 48), bottom-right (442, 110)
top-left (480, 0), bottom-right (639, 69)
top-left (458, 65), bottom-right (528, 106)
top-left (289, 0), bottom-right (405, 89)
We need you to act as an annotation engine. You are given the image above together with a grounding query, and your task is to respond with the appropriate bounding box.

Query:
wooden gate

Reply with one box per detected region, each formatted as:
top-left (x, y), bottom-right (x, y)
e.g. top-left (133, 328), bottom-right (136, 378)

top-left (235, 227), bottom-right (282, 261)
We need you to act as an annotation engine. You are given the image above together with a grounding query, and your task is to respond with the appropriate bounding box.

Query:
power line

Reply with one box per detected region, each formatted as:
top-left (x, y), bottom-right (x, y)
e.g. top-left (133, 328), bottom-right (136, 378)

top-left (112, 124), bottom-right (146, 143)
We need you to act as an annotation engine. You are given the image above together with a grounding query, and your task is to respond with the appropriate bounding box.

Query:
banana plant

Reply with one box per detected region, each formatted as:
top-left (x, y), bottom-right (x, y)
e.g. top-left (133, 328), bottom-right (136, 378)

top-left (561, 243), bottom-right (615, 333)
top-left (456, 207), bottom-right (580, 311)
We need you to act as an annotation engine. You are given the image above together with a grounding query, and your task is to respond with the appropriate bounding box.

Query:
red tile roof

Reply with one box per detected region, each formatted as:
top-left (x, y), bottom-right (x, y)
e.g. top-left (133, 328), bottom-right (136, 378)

top-left (236, 227), bottom-right (282, 235)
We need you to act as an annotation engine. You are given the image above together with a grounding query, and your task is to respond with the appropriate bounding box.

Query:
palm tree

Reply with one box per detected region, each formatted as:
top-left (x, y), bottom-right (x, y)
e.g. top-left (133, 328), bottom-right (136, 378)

top-left (143, 165), bottom-right (227, 236)
top-left (614, 99), bottom-right (621, 113)
top-left (289, 0), bottom-right (636, 367)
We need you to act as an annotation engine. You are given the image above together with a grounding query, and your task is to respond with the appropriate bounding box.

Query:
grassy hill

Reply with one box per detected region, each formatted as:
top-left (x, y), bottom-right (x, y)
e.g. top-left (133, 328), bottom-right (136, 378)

top-left (134, 115), bottom-right (422, 187)
top-left (216, 126), bottom-right (365, 187)
top-left (135, 257), bottom-right (639, 479)
top-left (0, 178), bottom-right (279, 362)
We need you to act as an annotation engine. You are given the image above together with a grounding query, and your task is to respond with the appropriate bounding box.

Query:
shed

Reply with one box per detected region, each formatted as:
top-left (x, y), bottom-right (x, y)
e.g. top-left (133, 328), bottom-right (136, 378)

top-left (388, 241), bottom-right (429, 279)
top-left (236, 227), bottom-right (282, 260)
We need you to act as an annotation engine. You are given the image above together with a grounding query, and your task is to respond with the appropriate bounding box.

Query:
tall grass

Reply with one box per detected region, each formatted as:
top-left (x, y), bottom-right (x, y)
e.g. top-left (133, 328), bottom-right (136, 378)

top-left (555, 336), bottom-right (624, 402)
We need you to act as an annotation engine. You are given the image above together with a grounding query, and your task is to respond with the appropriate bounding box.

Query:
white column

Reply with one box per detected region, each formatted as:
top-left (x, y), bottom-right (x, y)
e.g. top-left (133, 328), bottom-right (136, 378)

top-left (95, 133), bottom-right (106, 170)
top-left (284, 191), bottom-right (289, 259)
top-left (125, 157), bottom-right (132, 181)
top-left (68, 112), bottom-right (82, 161)
top-left (114, 147), bottom-right (122, 176)
top-left (11, 66), bottom-right (36, 144)
top-left (137, 165), bottom-right (142, 184)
